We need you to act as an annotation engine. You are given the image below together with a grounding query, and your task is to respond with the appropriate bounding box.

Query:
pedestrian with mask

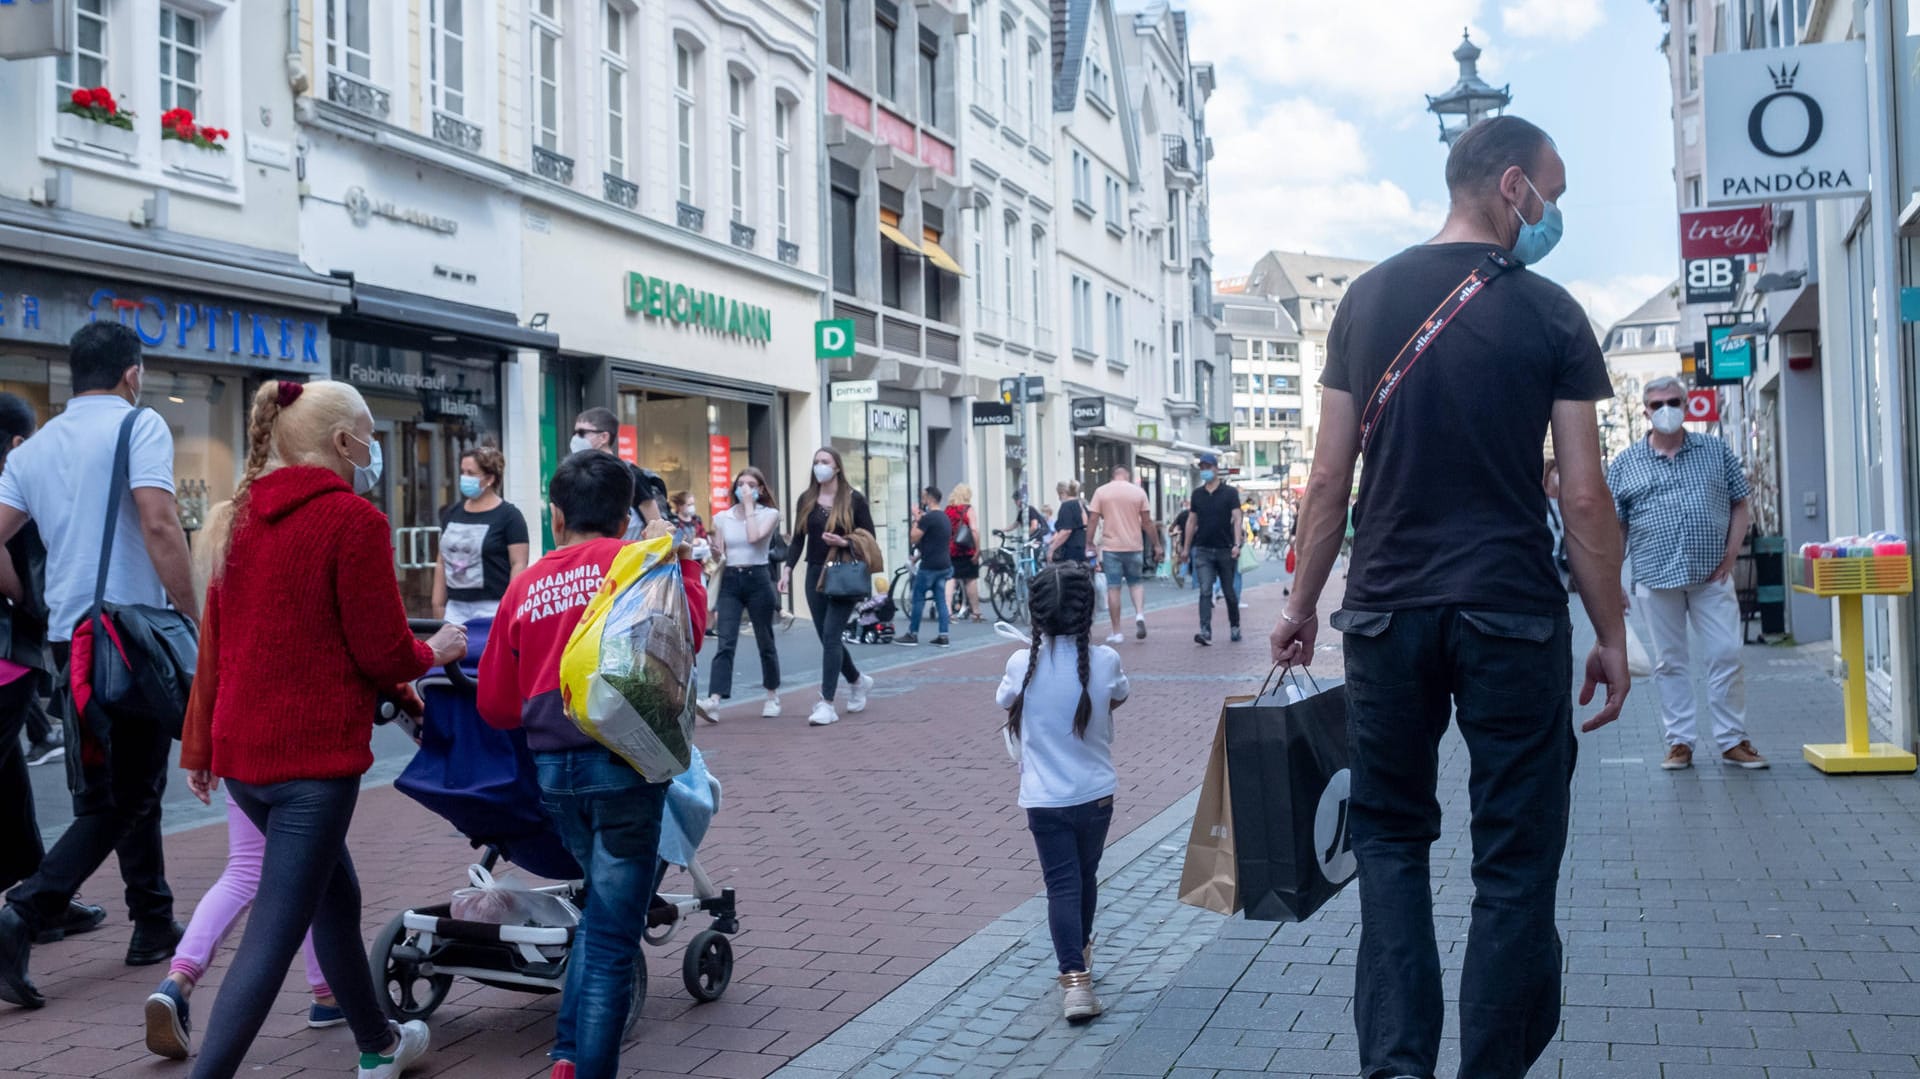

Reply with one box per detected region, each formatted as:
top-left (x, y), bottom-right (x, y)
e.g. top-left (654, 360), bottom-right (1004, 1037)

top-left (176, 379), bottom-right (466, 1078)
top-left (432, 446), bottom-right (530, 625)
top-left (0, 322), bottom-right (199, 1009)
top-left (900, 486), bottom-right (952, 647)
top-left (1610, 377), bottom-right (1764, 770)
top-left (568, 408), bottom-right (669, 539)
top-left (700, 467), bottom-right (784, 720)
top-left (1269, 115), bottom-right (1629, 1079)
top-left (781, 449), bottom-right (875, 726)
top-left (1184, 455), bottom-right (1244, 644)
top-left (1085, 466), bottom-right (1159, 644)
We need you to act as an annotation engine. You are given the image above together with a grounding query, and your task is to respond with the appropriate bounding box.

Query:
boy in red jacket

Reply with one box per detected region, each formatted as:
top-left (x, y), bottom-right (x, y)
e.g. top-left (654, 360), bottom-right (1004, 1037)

top-left (476, 450), bottom-right (706, 1079)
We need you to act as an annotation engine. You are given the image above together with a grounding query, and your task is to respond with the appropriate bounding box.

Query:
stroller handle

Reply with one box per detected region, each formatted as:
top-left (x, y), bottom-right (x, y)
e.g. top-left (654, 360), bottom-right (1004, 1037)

top-left (409, 618), bottom-right (476, 693)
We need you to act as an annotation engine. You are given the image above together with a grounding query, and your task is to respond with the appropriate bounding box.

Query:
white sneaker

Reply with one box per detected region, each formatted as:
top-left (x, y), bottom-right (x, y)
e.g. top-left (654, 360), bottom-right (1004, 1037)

top-left (696, 694), bottom-right (722, 724)
top-left (762, 692), bottom-right (783, 718)
top-left (357, 1020), bottom-right (429, 1079)
top-left (846, 674), bottom-right (875, 713)
top-left (1104, 633), bottom-right (1125, 645)
top-left (808, 699), bottom-right (840, 726)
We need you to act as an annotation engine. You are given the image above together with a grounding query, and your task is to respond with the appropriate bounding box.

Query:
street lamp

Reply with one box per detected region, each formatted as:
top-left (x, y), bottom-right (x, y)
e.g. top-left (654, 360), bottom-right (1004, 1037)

top-left (1425, 30), bottom-right (1512, 146)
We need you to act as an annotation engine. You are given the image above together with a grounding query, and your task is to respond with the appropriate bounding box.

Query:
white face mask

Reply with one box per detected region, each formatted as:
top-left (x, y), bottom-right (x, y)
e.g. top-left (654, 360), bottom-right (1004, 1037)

top-left (812, 463), bottom-right (836, 484)
top-left (736, 484), bottom-right (758, 505)
top-left (345, 433), bottom-right (382, 494)
top-left (568, 434), bottom-right (593, 454)
top-left (1650, 405), bottom-right (1686, 435)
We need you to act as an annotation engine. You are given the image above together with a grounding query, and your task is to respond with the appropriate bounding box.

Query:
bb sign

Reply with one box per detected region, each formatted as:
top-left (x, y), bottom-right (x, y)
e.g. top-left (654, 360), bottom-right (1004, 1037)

top-left (1705, 41), bottom-right (1869, 205)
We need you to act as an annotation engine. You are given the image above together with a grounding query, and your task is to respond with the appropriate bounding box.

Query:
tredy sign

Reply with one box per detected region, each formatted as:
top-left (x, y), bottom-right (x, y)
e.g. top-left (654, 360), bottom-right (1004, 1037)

top-left (1705, 41), bottom-right (1869, 205)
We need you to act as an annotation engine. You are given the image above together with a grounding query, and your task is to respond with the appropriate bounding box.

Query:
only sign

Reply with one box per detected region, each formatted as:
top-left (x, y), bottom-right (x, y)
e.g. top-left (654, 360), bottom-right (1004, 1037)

top-left (1686, 389), bottom-right (1721, 423)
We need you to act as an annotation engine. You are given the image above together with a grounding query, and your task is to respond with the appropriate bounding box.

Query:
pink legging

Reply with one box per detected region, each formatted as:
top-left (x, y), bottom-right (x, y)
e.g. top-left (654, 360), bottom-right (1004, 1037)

top-left (169, 793), bottom-right (329, 997)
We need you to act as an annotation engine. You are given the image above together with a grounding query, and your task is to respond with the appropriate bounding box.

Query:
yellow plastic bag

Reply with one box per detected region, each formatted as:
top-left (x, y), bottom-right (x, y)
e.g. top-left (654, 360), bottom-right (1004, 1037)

top-left (557, 536), bottom-right (696, 782)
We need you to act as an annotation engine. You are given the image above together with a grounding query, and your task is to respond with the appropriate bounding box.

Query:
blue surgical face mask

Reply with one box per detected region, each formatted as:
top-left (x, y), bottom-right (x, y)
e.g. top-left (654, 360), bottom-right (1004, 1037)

top-left (1198, 469), bottom-right (1216, 484)
top-left (459, 475), bottom-right (484, 499)
top-left (1510, 174), bottom-right (1563, 265)
top-left (346, 433), bottom-right (382, 495)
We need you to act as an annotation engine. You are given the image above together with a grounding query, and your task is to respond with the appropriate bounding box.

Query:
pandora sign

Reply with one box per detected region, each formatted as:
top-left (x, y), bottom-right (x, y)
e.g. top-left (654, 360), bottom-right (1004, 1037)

top-left (1705, 41), bottom-right (1869, 205)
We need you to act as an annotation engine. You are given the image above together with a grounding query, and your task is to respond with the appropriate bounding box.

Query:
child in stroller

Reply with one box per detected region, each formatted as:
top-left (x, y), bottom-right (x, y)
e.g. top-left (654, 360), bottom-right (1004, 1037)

top-left (847, 572), bottom-right (896, 644)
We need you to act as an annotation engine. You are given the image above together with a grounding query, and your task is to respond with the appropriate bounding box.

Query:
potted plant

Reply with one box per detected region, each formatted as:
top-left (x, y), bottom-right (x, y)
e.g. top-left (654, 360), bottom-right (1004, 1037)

top-left (56, 86), bottom-right (137, 157)
top-left (159, 108), bottom-right (233, 180)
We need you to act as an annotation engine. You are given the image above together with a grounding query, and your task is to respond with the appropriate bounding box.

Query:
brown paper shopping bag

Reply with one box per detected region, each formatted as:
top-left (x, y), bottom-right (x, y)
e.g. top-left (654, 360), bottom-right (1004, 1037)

top-left (1178, 697), bottom-right (1252, 915)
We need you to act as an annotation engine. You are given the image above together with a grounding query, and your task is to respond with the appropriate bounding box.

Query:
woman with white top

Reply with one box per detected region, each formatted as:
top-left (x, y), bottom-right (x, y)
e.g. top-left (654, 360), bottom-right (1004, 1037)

top-left (699, 467), bottom-right (784, 719)
top-left (995, 561), bottom-right (1129, 1024)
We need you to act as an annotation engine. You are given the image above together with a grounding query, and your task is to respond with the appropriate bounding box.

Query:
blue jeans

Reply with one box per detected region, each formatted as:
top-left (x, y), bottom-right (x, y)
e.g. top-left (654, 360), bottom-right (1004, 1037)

top-left (193, 778), bottom-right (392, 1079)
top-left (534, 749), bottom-right (669, 1079)
top-left (1025, 797), bottom-right (1113, 974)
top-left (909, 566), bottom-right (952, 635)
top-left (1192, 547), bottom-right (1240, 634)
top-left (1334, 605), bottom-right (1574, 1079)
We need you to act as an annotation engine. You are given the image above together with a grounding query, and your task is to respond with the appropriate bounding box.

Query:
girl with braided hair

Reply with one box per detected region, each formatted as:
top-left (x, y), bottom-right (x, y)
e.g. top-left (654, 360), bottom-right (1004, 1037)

top-left (995, 561), bottom-right (1131, 1022)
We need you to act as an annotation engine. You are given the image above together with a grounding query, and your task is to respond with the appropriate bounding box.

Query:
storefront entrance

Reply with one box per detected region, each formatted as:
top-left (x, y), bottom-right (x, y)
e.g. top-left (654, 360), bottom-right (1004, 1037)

top-left (615, 385), bottom-right (775, 519)
top-left (832, 400), bottom-right (922, 571)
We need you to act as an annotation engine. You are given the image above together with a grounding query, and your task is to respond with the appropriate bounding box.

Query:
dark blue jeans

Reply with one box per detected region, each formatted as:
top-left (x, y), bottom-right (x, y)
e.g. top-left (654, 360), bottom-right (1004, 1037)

top-left (1191, 547), bottom-right (1240, 634)
top-left (1026, 797), bottom-right (1113, 974)
top-left (1334, 605), bottom-right (1575, 1079)
top-left (908, 566), bottom-right (952, 635)
top-left (709, 565), bottom-right (781, 698)
top-left (535, 748), bottom-right (668, 1079)
top-left (193, 777), bottom-right (393, 1079)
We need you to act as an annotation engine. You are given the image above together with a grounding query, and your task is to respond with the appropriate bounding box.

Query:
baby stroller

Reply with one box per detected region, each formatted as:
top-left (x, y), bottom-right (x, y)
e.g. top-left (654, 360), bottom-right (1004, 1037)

top-left (368, 619), bottom-right (739, 1031)
top-left (847, 588), bottom-right (896, 645)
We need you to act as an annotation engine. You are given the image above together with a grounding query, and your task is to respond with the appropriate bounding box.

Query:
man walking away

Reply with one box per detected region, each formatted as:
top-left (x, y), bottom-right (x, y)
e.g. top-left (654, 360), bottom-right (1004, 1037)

top-left (1269, 116), bottom-right (1629, 1079)
top-left (1185, 455), bottom-right (1243, 644)
top-left (1085, 465), bottom-right (1159, 644)
top-left (0, 322), bottom-right (200, 1008)
top-left (1609, 376), bottom-right (1764, 770)
top-left (901, 486), bottom-right (952, 646)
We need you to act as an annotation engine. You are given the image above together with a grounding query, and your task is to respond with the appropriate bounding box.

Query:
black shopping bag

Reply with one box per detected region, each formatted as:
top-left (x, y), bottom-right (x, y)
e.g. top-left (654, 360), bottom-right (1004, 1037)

top-left (1223, 672), bottom-right (1356, 922)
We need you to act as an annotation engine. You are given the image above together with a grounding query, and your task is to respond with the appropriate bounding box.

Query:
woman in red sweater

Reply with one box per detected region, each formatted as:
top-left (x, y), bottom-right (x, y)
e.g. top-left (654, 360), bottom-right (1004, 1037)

top-left (178, 380), bottom-right (464, 1079)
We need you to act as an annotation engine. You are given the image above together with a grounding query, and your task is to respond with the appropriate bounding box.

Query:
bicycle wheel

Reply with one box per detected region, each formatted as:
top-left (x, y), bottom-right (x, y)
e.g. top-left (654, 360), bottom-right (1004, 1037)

top-left (986, 560), bottom-right (1022, 624)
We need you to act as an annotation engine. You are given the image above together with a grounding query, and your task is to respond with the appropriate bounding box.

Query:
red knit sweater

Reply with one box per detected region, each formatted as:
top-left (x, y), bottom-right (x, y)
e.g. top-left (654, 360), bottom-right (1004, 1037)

top-left (180, 466), bottom-right (434, 784)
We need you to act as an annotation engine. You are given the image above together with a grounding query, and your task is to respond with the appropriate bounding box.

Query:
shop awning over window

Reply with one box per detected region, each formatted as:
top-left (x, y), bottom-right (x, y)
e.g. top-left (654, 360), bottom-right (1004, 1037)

top-left (920, 228), bottom-right (967, 276)
top-left (878, 208), bottom-right (923, 255)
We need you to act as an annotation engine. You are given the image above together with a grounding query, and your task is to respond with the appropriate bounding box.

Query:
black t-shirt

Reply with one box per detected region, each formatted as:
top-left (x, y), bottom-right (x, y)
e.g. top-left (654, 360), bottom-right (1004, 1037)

top-left (788, 489), bottom-right (876, 567)
top-left (440, 500), bottom-right (531, 602)
top-left (915, 508), bottom-right (953, 571)
top-left (1053, 500), bottom-right (1088, 563)
top-left (1321, 243), bottom-right (1613, 613)
top-left (1188, 484), bottom-right (1241, 548)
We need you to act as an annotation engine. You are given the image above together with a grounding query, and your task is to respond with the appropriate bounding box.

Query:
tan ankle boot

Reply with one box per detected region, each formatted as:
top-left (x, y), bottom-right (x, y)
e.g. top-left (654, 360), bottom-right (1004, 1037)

top-left (1059, 970), bottom-right (1102, 1021)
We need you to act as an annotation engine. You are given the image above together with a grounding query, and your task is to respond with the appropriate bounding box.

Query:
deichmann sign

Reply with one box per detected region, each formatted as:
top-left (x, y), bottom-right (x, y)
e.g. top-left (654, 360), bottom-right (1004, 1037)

top-left (1705, 41), bottom-right (1869, 205)
top-left (624, 272), bottom-right (771, 344)
top-left (1679, 207), bottom-right (1772, 259)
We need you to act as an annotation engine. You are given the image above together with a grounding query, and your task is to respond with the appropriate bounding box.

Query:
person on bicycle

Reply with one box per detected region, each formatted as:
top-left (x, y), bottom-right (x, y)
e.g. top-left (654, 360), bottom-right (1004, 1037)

top-left (946, 483), bottom-right (982, 624)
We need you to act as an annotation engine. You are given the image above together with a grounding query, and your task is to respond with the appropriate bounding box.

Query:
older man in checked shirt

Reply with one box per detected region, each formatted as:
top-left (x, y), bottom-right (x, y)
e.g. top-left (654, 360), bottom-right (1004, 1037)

top-left (1608, 375), bottom-right (1767, 771)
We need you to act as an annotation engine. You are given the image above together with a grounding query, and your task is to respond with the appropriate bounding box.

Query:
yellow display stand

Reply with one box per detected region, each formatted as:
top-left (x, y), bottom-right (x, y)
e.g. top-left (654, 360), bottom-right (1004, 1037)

top-left (1793, 556), bottom-right (1917, 774)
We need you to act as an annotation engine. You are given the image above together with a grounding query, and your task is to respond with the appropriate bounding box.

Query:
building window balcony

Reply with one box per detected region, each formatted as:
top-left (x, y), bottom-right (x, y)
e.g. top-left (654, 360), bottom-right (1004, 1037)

top-left (531, 146), bottom-right (575, 185)
top-left (778, 239), bottom-right (802, 265)
top-left (730, 221), bottom-right (757, 250)
top-left (677, 201), bottom-right (707, 232)
top-left (603, 172), bottom-right (639, 209)
top-left (432, 110), bottom-right (483, 153)
top-left (327, 70), bottom-right (392, 119)
top-left (1163, 133), bottom-right (1194, 176)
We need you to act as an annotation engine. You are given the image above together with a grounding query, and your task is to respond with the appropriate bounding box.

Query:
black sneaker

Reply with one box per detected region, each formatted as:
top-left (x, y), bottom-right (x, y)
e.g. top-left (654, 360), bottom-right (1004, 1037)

top-left (125, 920), bottom-right (184, 968)
top-left (24, 740), bottom-right (63, 767)
top-left (897, 633), bottom-right (919, 645)
top-left (933, 635), bottom-right (950, 647)
top-left (33, 900), bottom-right (106, 945)
top-left (1230, 627), bottom-right (1243, 643)
top-left (1194, 632), bottom-right (1212, 646)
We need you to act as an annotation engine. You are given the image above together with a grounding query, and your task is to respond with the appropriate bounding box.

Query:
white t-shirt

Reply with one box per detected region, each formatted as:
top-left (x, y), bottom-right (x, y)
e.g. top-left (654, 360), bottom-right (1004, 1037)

top-left (997, 638), bottom-right (1130, 809)
top-left (714, 505), bottom-right (779, 566)
top-left (0, 395), bottom-right (174, 641)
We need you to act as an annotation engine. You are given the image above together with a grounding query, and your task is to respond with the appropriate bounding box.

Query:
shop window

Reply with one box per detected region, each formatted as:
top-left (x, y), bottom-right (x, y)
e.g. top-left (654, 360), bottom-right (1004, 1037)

top-left (728, 69), bottom-right (752, 225)
top-left (429, 0), bottom-right (466, 116)
top-left (616, 387), bottom-right (761, 522)
top-left (602, 4), bottom-right (630, 176)
top-left (676, 39), bottom-right (702, 206)
top-left (875, 0), bottom-right (899, 100)
top-left (159, 6), bottom-right (203, 114)
top-left (57, 0), bottom-right (112, 97)
top-left (830, 167), bottom-right (859, 295)
top-left (326, 0), bottom-right (373, 81)
top-left (774, 96), bottom-right (795, 241)
top-left (531, 2), bottom-right (563, 152)
top-left (919, 28), bottom-right (941, 129)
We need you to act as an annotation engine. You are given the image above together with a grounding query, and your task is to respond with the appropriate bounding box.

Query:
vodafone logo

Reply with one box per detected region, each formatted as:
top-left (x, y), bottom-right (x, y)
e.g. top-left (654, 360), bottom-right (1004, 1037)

top-left (1686, 389), bottom-right (1720, 423)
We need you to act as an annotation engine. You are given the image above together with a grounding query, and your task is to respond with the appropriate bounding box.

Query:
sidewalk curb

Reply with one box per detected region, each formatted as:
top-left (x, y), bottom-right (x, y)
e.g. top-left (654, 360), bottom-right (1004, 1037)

top-left (772, 787), bottom-right (1203, 1078)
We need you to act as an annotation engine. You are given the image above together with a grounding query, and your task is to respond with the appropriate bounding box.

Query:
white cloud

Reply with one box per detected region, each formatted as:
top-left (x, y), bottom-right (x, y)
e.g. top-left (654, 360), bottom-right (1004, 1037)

top-left (1563, 274), bottom-right (1673, 330)
top-left (1500, 0), bottom-right (1605, 41)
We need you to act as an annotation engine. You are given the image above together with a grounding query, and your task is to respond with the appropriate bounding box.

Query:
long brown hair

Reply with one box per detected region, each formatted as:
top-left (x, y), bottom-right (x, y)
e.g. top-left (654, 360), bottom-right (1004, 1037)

top-left (795, 446), bottom-right (857, 535)
top-left (733, 466), bottom-right (775, 511)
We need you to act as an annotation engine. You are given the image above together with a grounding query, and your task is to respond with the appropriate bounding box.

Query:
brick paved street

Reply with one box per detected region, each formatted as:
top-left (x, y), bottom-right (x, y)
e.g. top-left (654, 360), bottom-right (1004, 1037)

top-left (0, 571), bottom-right (1296, 1079)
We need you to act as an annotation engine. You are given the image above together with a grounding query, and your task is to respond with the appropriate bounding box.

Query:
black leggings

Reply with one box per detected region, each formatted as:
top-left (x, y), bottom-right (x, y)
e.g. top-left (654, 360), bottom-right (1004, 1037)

top-left (0, 680), bottom-right (43, 893)
top-left (710, 566), bottom-right (781, 698)
top-left (802, 570), bottom-right (861, 702)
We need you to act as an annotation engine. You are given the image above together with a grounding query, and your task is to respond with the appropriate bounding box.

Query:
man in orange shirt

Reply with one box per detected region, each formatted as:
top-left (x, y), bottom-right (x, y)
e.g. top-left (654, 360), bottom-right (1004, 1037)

top-left (1085, 466), bottom-right (1160, 645)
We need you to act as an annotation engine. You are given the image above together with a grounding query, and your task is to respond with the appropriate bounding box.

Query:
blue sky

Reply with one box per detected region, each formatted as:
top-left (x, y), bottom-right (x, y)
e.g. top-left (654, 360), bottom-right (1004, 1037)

top-left (1188, 0), bottom-right (1679, 327)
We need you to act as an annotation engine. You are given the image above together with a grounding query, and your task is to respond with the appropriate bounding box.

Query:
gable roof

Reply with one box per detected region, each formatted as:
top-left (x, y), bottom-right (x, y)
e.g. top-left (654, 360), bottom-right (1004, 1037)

top-left (1052, 0), bottom-right (1142, 186)
top-left (1247, 251), bottom-right (1378, 302)
top-left (1610, 281), bottom-right (1683, 328)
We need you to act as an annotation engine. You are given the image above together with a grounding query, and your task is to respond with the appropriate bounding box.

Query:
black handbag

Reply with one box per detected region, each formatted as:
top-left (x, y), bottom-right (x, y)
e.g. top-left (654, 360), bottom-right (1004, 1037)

top-left (766, 529), bottom-right (791, 567)
top-left (819, 555), bottom-right (872, 598)
top-left (954, 521), bottom-right (975, 551)
top-left (79, 409), bottom-right (198, 738)
top-left (1222, 668), bottom-right (1355, 923)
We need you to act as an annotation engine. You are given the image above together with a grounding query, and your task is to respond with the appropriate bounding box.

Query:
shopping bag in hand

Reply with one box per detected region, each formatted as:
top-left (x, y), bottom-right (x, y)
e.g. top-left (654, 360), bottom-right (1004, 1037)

top-left (1177, 704), bottom-right (1242, 915)
top-left (1626, 627), bottom-right (1653, 678)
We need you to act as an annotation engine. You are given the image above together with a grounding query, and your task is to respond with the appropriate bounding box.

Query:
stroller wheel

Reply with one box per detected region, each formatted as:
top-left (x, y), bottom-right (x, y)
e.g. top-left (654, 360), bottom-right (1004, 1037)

top-left (682, 929), bottom-right (733, 1003)
top-left (370, 914), bottom-right (451, 1022)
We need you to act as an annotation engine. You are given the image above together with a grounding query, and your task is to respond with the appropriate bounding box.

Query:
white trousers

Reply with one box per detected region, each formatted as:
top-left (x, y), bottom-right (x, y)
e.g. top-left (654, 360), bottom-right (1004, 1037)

top-left (1637, 577), bottom-right (1747, 752)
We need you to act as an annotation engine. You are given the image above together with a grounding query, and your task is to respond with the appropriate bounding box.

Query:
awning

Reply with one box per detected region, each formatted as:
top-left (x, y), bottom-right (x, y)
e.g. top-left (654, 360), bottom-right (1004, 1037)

top-left (878, 219), bottom-right (924, 255)
top-left (349, 284), bottom-right (560, 352)
top-left (921, 229), bottom-right (966, 276)
top-left (1135, 445), bottom-right (1194, 469)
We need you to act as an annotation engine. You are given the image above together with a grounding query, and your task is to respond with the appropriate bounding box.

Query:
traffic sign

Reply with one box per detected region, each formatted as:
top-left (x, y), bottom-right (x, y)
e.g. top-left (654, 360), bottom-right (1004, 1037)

top-left (998, 375), bottom-right (1045, 405)
top-left (815, 318), bottom-right (856, 359)
top-left (971, 401), bottom-right (1015, 426)
top-left (1686, 389), bottom-right (1720, 423)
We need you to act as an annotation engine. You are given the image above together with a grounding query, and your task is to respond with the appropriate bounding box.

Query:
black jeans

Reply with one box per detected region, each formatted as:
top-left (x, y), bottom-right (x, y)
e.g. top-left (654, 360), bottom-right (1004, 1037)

top-left (0, 680), bottom-right (43, 893)
top-left (1335, 605), bottom-right (1575, 1079)
top-left (710, 566), bottom-right (781, 699)
top-left (1191, 546), bottom-right (1240, 634)
top-left (22, 691), bottom-right (52, 745)
top-left (192, 777), bottom-right (393, 1079)
top-left (802, 568), bottom-right (861, 702)
top-left (6, 643), bottom-right (172, 934)
top-left (1026, 797), bottom-right (1113, 974)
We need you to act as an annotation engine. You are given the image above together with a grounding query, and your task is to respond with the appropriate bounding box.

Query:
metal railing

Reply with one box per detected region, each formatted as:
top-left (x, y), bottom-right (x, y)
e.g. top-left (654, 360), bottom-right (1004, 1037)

top-left (677, 201), bottom-right (707, 232)
top-left (1163, 133), bottom-right (1190, 173)
top-left (730, 221), bottom-right (757, 250)
top-left (531, 146), bottom-right (574, 185)
top-left (603, 172), bottom-right (638, 209)
top-left (327, 70), bottom-right (391, 119)
top-left (431, 110), bottom-right (482, 152)
top-left (778, 239), bottom-right (802, 266)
